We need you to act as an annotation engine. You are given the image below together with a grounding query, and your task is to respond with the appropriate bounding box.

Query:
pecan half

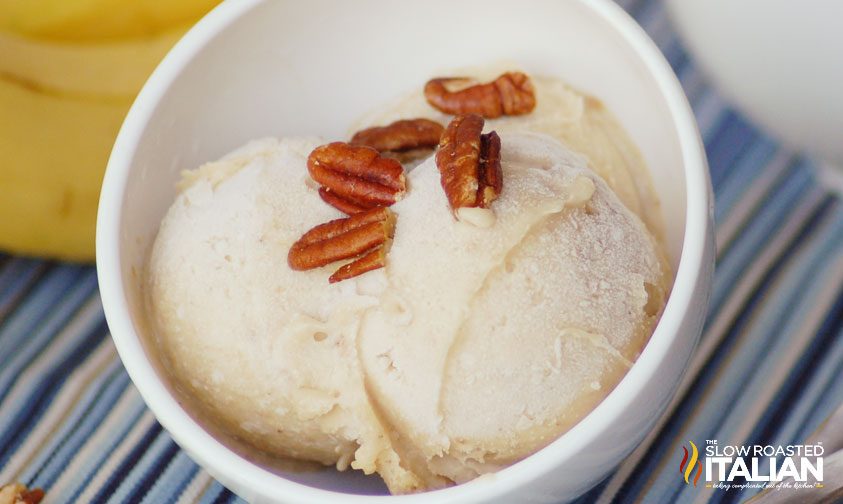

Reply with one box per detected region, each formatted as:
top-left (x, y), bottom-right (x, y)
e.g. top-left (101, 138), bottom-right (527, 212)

top-left (308, 142), bottom-right (406, 214)
top-left (424, 72), bottom-right (536, 118)
top-left (435, 114), bottom-right (502, 212)
top-left (0, 483), bottom-right (45, 504)
top-left (351, 118), bottom-right (444, 154)
top-left (288, 207), bottom-right (395, 283)
top-left (329, 246), bottom-right (387, 283)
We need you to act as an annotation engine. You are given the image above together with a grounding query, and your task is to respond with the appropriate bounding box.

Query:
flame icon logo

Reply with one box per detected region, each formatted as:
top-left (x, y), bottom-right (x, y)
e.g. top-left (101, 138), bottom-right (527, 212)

top-left (679, 440), bottom-right (702, 487)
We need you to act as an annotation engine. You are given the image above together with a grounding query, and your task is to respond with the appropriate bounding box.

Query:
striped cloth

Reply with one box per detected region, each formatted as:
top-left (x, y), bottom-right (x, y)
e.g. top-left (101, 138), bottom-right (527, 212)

top-left (1, 0), bottom-right (842, 502)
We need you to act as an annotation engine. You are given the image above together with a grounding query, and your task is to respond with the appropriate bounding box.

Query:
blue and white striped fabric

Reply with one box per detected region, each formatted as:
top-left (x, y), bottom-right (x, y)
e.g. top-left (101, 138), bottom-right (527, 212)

top-left (1, 0), bottom-right (842, 502)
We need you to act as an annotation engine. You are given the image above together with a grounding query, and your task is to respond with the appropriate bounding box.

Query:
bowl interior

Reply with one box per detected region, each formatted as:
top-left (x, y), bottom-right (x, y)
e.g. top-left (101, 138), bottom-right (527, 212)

top-left (110, 0), bottom-right (689, 497)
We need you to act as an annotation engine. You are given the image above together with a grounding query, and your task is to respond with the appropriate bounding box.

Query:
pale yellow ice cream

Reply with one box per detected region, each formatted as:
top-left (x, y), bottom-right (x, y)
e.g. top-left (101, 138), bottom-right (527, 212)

top-left (146, 129), bottom-right (669, 492)
top-left (353, 66), bottom-right (666, 246)
top-left (147, 138), bottom-right (423, 492)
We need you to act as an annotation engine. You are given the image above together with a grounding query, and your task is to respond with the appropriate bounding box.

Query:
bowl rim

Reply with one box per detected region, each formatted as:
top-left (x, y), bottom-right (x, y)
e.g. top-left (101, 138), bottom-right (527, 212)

top-left (96, 0), bottom-right (712, 502)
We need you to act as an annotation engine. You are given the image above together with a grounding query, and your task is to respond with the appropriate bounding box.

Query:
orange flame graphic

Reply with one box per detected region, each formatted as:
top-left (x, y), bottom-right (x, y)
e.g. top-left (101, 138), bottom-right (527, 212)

top-left (678, 441), bottom-right (702, 487)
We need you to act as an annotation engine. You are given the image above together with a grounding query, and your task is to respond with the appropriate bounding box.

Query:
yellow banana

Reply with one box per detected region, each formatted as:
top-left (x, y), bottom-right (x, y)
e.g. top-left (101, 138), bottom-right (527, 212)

top-left (0, 0), bottom-right (218, 41)
top-left (0, 21), bottom-right (199, 261)
top-left (0, 26), bottom-right (187, 98)
top-left (0, 76), bottom-right (130, 261)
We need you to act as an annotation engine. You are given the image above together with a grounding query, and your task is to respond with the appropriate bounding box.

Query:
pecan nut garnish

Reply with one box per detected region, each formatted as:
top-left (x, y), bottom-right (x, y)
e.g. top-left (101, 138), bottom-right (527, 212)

top-left (308, 142), bottom-right (406, 215)
top-left (424, 71), bottom-right (536, 118)
top-left (351, 118), bottom-right (444, 153)
top-left (0, 483), bottom-right (45, 504)
top-left (288, 207), bottom-right (396, 283)
top-left (435, 114), bottom-right (502, 212)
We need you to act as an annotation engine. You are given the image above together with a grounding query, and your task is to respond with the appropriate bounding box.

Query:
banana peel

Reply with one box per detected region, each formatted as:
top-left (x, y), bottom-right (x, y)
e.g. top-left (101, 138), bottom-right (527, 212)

top-left (0, 0), bottom-right (219, 41)
top-left (0, 26), bottom-right (187, 98)
top-left (0, 75), bottom-right (131, 261)
top-left (0, 23), bottom-right (196, 261)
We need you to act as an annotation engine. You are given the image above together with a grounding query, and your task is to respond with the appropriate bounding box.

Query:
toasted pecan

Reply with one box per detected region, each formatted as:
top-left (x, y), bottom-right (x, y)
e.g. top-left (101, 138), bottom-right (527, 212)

top-left (424, 72), bottom-right (536, 118)
top-left (0, 483), bottom-right (45, 504)
top-left (329, 247), bottom-right (386, 283)
top-left (351, 118), bottom-right (444, 153)
top-left (308, 142), bottom-right (406, 214)
top-left (288, 207), bottom-right (395, 282)
top-left (317, 187), bottom-right (368, 215)
top-left (435, 114), bottom-right (503, 212)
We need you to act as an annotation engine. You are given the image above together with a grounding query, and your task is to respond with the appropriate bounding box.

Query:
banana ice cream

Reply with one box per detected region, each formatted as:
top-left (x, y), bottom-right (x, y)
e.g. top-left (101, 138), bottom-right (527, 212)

top-left (146, 69), bottom-right (671, 493)
top-left (146, 138), bottom-right (424, 491)
top-left (354, 65), bottom-right (666, 246)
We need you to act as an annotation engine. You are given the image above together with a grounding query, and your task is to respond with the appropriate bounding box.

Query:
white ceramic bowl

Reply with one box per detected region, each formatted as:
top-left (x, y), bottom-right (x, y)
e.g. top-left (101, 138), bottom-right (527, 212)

top-left (96, 0), bottom-right (714, 502)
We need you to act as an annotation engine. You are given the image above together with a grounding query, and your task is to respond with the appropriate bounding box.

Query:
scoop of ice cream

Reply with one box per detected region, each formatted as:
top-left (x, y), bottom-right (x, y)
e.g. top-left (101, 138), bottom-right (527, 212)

top-left (146, 132), bottom-right (669, 493)
top-left (351, 65), bottom-right (666, 247)
top-left (358, 132), bottom-right (668, 485)
top-left (146, 137), bottom-right (423, 492)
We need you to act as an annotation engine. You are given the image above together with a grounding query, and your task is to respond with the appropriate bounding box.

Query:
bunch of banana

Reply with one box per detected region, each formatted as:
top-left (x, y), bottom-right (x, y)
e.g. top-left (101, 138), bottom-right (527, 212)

top-left (0, 0), bottom-right (220, 261)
